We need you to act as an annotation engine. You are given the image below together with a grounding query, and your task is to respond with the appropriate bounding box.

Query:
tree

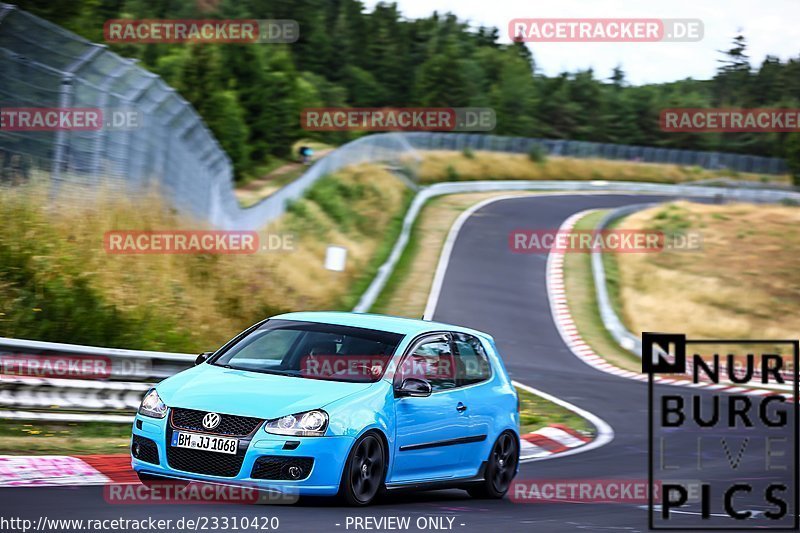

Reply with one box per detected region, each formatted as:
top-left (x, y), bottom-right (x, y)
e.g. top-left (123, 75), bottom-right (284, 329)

top-left (603, 67), bottom-right (640, 145)
top-left (786, 133), bottom-right (800, 186)
top-left (19, 0), bottom-right (799, 183)
top-left (489, 50), bottom-right (539, 136)
top-left (203, 91), bottom-right (250, 179)
top-left (713, 32), bottom-right (751, 106)
top-left (568, 70), bottom-right (606, 141)
top-left (342, 66), bottom-right (388, 107)
top-left (413, 36), bottom-right (479, 107)
top-left (260, 48), bottom-right (303, 158)
top-left (177, 45), bottom-right (250, 178)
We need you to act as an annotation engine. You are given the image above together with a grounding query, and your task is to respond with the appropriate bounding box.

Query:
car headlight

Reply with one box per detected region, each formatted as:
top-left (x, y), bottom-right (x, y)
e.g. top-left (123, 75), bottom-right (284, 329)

top-left (138, 389), bottom-right (167, 419)
top-left (264, 410), bottom-right (328, 437)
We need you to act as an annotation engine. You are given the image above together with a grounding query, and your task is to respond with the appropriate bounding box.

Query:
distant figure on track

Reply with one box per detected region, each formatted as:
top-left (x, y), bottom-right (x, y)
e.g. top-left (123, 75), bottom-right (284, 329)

top-left (298, 145), bottom-right (314, 165)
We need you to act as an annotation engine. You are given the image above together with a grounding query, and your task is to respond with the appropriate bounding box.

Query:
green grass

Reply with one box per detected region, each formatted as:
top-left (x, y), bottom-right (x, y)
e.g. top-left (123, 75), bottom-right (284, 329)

top-left (0, 420), bottom-right (131, 455)
top-left (600, 217), bottom-right (625, 319)
top-left (0, 196), bottom-right (193, 350)
top-left (517, 387), bottom-right (594, 436)
top-left (562, 211), bottom-right (642, 372)
top-left (369, 196), bottom-right (434, 314)
top-left (418, 150), bottom-right (787, 185)
top-left (335, 186), bottom-right (415, 311)
top-left (239, 156), bottom-right (290, 186)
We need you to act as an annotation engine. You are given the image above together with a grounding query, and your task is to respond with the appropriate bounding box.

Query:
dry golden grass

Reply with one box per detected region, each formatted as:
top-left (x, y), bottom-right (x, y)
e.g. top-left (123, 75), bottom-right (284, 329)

top-left (615, 201), bottom-right (800, 343)
top-left (418, 150), bottom-right (784, 185)
top-left (0, 164), bottom-right (407, 352)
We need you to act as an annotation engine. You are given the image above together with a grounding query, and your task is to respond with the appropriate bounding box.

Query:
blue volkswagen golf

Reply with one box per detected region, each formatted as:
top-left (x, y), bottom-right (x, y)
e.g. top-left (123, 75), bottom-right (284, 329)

top-left (131, 312), bottom-right (520, 505)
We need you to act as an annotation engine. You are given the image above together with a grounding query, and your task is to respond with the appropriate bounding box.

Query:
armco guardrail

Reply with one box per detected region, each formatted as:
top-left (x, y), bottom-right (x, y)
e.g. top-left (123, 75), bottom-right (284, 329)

top-left (0, 337), bottom-right (194, 422)
top-left (589, 204), bottom-right (655, 358)
top-left (3, 180), bottom-right (800, 422)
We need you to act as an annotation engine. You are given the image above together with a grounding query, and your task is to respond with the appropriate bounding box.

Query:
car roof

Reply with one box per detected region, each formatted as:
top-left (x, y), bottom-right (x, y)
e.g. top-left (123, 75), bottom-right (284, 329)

top-left (269, 311), bottom-right (493, 341)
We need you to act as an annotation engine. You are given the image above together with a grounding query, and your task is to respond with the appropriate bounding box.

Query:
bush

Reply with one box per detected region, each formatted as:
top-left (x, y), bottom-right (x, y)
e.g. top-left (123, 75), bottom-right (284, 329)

top-left (445, 164), bottom-right (460, 181)
top-left (462, 147), bottom-right (475, 159)
top-left (786, 133), bottom-right (800, 186)
top-left (528, 144), bottom-right (547, 163)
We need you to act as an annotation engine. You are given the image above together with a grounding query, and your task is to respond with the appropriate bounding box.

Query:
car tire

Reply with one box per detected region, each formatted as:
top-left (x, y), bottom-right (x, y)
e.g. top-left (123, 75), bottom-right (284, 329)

top-left (467, 431), bottom-right (519, 499)
top-left (338, 432), bottom-right (387, 506)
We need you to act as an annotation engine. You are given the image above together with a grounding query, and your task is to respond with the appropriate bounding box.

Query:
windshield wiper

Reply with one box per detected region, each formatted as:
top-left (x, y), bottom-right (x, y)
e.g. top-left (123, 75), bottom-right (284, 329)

top-left (222, 365), bottom-right (295, 377)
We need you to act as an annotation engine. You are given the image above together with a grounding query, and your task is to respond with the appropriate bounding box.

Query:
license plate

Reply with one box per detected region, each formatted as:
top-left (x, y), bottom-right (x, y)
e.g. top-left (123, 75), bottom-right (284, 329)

top-left (170, 431), bottom-right (238, 455)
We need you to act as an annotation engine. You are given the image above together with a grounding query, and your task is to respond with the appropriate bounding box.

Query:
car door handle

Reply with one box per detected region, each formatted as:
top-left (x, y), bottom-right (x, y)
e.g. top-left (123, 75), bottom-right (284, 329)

top-left (456, 402), bottom-right (467, 412)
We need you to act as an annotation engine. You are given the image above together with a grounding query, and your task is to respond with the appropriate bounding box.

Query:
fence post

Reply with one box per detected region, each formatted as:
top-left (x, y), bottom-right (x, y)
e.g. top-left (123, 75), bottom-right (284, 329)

top-left (50, 45), bottom-right (104, 194)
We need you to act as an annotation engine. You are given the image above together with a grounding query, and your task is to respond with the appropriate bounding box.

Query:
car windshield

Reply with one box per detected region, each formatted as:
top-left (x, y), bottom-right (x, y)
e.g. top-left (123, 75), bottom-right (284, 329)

top-left (210, 319), bottom-right (404, 383)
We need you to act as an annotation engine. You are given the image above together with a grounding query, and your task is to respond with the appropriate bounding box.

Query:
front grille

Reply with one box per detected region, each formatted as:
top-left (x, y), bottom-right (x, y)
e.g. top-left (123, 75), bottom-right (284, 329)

top-left (251, 456), bottom-right (314, 480)
top-left (166, 447), bottom-right (245, 478)
top-left (131, 435), bottom-right (159, 465)
top-left (171, 408), bottom-right (263, 437)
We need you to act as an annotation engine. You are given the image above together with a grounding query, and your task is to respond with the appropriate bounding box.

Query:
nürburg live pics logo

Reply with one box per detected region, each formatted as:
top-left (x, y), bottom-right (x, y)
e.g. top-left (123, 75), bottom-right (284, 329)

top-left (644, 332), bottom-right (799, 530)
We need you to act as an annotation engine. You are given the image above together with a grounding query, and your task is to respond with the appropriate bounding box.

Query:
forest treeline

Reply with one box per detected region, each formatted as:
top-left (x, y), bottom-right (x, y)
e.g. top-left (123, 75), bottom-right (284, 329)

top-left (18, 0), bottom-right (800, 181)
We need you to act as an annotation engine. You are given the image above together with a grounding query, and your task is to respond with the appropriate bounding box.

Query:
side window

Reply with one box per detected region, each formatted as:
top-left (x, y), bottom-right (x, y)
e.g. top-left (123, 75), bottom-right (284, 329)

top-left (398, 338), bottom-right (457, 392)
top-left (453, 333), bottom-right (492, 386)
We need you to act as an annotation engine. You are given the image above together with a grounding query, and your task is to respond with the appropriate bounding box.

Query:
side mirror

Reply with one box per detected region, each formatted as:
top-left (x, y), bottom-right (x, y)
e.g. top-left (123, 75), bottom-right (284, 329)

top-left (195, 352), bottom-right (213, 366)
top-left (395, 377), bottom-right (432, 398)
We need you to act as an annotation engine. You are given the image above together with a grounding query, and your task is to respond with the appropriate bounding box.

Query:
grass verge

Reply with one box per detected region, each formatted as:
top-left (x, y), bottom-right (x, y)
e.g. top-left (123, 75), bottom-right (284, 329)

top-left (0, 420), bottom-right (131, 455)
top-left (0, 163), bottom-right (407, 353)
top-left (559, 211), bottom-right (642, 372)
top-left (563, 203), bottom-right (800, 375)
top-left (518, 387), bottom-right (594, 436)
top-left (612, 201), bottom-right (800, 365)
top-left (418, 150), bottom-right (786, 185)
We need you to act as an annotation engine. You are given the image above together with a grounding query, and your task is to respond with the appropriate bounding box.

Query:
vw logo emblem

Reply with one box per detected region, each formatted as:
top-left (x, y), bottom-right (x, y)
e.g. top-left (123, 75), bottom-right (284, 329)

top-left (202, 412), bottom-right (221, 430)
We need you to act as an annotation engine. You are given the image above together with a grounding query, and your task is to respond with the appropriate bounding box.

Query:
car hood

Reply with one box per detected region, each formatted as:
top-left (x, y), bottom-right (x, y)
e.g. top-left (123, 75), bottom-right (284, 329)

top-left (156, 363), bottom-right (375, 420)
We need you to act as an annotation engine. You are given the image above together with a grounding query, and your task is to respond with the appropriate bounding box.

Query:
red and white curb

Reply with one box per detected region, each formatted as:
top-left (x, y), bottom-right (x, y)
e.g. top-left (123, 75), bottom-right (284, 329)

top-left (519, 424), bottom-right (591, 460)
top-left (0, 454), bottom-right (136, 487)
top-left (547, 211), bottom-right (794, 401)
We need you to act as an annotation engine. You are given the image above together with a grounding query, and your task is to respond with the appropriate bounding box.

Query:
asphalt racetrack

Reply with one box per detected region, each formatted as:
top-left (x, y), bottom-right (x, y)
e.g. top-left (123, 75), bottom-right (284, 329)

top-left (1, 194), bottom-right (794, 532)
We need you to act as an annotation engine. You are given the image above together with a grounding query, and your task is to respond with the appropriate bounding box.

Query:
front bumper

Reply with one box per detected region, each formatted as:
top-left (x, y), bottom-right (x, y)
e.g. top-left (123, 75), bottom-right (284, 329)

top-left (130, 412), bottom-right (355, 496)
